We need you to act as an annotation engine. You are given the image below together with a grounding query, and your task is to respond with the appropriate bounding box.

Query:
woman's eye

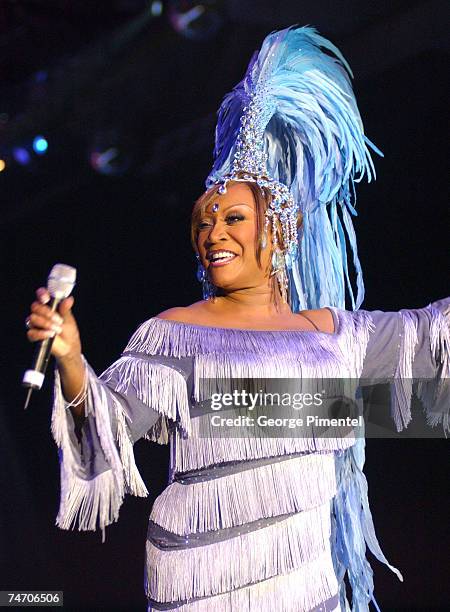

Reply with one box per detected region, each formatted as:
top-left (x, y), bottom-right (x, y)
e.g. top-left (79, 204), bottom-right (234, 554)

top-left (226, 214), bottom-right (245, 224)
top-left (198, 221), bottom-right (212, 230)
top-left (197, 213), bottom-right (244, 230)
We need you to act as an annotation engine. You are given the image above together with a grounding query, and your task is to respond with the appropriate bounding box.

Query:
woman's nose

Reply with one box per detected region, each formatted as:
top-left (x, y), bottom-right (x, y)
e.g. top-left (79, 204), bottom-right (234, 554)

top-left (206, 220), bottom-right (228, 244)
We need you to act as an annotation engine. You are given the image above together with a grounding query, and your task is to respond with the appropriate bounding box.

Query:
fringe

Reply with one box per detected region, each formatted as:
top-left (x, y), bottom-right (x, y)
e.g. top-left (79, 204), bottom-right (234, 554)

top-left (332, 439), bottom-right (403, 612)
top-left (391, 310), bottom-right (418, 431)
top-left (51, 360), bottom-right (148, 540)
top-left (193, 354), bottom-right (345, 403)
top-left (172, 426), bottom-right (355, 472)
top-left (150, 453), bottom-right (336, 535)
top-left (172, 309), bottom-right (374, 472)
top-left (416, 303), bottom-right (450, 434)
top-left (147, 558), bottom-right (339, 611)
top-left (391, 302), bottom-right (450, 434)
top-left (125, 316), bottom-right (340, 358)
top-left (174, 426), bottom-right (355, 474)
top-left (428, 302), bottom-right (450, 372)
top-left (124, 310), bottom-right (372, 365)
top-left (146, 504), bottom-right (333, 603)
top-left (185, 309), bottom-right (374, 402)
top-left (331, 309), bottom-right (374, 378)
top-left (119, 310), bottom-right (376, 473)
top-left (100, 355), bottom-right (191, 443)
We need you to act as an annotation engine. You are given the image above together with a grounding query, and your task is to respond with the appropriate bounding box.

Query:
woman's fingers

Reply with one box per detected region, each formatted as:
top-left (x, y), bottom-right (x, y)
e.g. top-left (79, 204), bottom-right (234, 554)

top-left (30, 301), bottom-right (63, 322)
top-left (58, 296), bottom-right (74, 317)
top-left (36, 287), bottom-right (50, 304)
top-left (31, 301), bottom-right (51, 316)
top-left (33, 290), bottom-right (75, 320)
top-left (27, 328), bottom-right (57, 341)
top-left (27, 298), bottom-right (64, 341)
top-left (28, 313), bottom-right (63, 333)
top-left (27, 288), bottom-right (80, 358)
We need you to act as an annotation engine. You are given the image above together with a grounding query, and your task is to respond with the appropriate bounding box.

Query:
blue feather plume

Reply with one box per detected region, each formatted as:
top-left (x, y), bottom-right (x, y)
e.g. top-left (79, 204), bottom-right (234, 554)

top-left (207, 25), bottom-right (383, 311)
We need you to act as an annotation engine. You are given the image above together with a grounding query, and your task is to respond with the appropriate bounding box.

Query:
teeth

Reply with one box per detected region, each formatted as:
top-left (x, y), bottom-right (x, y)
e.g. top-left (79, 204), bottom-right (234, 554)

top-left (210, 251), bottom-right (235, 261)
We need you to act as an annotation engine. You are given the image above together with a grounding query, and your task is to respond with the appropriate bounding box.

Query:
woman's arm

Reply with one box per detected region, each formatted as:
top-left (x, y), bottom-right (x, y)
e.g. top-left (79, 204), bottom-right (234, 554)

top-left (361, 298), bottom-right (449, 379)
top-left (27, 290), bottom-right (192, 537)
top-left (56, 352), bottom-right (86, 424)
top-left (360, 298), bottom-right (449, 431)
top-left (50, 330), bottom-right (192, 538)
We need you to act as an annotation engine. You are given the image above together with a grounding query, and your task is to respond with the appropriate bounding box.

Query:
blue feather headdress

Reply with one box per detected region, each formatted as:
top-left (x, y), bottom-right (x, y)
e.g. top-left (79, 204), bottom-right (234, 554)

top-left (206, 25), bottom-right (382, 311)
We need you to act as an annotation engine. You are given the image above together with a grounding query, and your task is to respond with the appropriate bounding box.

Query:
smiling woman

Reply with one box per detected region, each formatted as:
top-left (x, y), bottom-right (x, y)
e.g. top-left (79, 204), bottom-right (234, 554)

top-left (193, 181), bottom-right (290, 313)
top-left (171, 177), bottom-right (329, 331)
top-left (25, 24), bottom-right (449, 612)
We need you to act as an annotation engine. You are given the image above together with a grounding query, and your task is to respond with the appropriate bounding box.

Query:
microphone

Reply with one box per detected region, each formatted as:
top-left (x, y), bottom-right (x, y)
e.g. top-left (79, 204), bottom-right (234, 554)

top-left (23, 263), bottom-right (77, 410)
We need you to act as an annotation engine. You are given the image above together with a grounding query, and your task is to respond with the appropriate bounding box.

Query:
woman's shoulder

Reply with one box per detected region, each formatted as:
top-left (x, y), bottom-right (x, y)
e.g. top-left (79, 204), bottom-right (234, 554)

top-left (298, 307), bottom-right (336, 334)
top-left (155, 302), bottom-right (208, 323)
top-left (155, 306), bottom-right (188, 321)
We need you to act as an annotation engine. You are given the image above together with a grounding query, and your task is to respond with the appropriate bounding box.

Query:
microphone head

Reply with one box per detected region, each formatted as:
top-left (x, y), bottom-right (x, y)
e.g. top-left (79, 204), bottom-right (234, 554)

top-left (47, 263), bottom-right (77, 299)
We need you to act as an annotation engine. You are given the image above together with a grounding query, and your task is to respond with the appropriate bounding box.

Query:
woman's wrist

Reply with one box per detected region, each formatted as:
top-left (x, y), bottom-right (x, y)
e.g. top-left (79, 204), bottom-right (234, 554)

top-left (56, 350), bottom-right (83, 369)
top-left (56, 352), bottom-right (87, 419)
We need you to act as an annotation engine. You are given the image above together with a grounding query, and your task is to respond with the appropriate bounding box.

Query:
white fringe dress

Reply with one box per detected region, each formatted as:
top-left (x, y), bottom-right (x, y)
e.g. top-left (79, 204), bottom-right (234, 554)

top-left (51, 300), bottom-right (449, 611)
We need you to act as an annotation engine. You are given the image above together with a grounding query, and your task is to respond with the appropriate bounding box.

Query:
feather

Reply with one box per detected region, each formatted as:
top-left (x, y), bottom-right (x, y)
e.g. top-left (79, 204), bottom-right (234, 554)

top-left (207, 25), bottom-right (382, 310)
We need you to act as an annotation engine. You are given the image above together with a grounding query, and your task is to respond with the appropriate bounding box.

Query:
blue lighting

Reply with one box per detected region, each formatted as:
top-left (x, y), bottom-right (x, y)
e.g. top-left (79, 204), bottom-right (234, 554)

top-left (13, 147), bottom-right (31, 165)
top-left (150, 1), bottom-right (163, 16)
top-left (34, 70), bottom-right (48, 83)
top-left (33, 136), bottom-right (48, 154)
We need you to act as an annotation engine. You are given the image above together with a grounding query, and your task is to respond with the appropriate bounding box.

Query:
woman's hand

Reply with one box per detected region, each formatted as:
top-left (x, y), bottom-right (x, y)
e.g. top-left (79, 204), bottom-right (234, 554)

top-left (26, 287), bottom-right (82, 362)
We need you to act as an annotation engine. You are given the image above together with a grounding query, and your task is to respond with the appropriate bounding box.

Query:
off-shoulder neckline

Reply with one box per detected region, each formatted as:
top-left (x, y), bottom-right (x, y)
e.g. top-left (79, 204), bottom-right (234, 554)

top-left (152, 307), bottom-right (340, 336)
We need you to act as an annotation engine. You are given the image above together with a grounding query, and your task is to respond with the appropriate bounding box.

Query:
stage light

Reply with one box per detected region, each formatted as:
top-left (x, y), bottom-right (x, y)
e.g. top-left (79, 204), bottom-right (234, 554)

top-left (33, 136), bottom-right (48, 154)
top-left (13, 147), bottom-right (31, 165)
top-left (90, 149), bottom-right (120, 175)
top-left (150, 1), bottom-right (163, 16)
top-left (168, 1), bottom-right (223, 41)
top-left (0, 160), bottom-right (6, 172)
top-left (89, 129), bottom-right (131, 176)
top-left (34, 70), bottom-right (48, 83)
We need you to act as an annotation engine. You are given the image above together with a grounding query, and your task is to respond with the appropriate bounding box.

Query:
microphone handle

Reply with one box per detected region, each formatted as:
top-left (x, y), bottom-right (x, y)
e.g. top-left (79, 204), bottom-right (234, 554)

top-left (23, 297), bottom-right (61, 390)
top-left (32, 336), bottom-right (54, 378)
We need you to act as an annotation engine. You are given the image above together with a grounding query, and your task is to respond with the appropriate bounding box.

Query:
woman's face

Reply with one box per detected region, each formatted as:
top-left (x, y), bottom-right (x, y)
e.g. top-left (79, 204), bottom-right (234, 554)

top-left (196, 182), bottom-right (272, 292)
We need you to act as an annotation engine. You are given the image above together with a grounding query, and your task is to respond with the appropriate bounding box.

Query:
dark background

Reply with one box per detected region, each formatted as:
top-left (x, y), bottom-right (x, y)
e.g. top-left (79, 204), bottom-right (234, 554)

top-left (0, 1), bottom-right (448, 611)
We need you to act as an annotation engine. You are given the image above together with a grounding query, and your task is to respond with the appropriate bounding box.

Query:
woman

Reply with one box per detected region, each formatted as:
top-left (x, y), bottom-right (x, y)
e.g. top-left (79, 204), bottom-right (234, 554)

top-left (26, 26), bottom-right (448, 611)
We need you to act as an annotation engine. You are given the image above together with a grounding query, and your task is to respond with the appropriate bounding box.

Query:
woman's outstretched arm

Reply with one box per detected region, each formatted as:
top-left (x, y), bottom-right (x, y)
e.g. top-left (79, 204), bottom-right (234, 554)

top-left (359, 297), bottom-right (450, 432)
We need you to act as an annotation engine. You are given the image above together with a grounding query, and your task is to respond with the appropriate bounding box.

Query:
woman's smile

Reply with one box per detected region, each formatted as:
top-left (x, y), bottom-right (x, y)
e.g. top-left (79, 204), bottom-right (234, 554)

top-left (207, 250), bottom-right (239, 267)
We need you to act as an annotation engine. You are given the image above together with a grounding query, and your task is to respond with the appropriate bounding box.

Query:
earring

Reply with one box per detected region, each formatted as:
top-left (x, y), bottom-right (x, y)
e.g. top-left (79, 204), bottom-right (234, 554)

top-left (270, 248), bottom-right (288, 303)
top-left (196, 254), bottom-right (215, 300)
